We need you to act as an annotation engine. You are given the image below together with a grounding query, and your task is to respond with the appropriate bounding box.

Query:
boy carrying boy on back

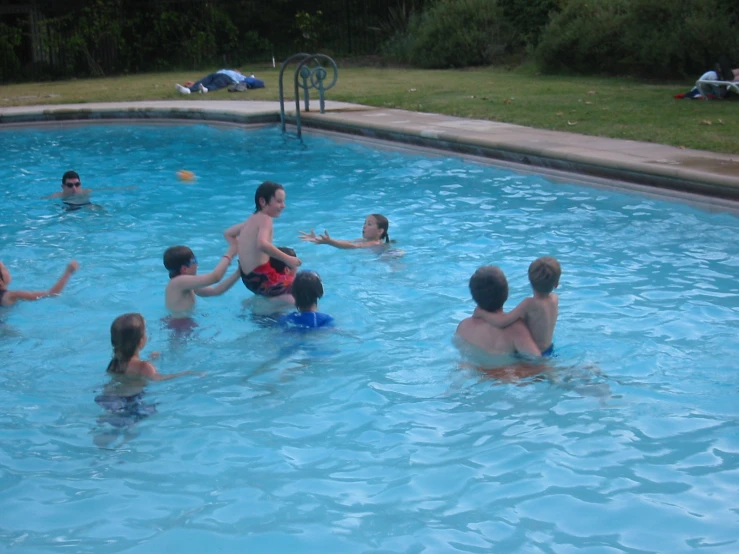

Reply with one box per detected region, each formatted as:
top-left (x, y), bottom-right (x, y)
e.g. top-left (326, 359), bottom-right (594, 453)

top-left (474, 256), bottom-right (560, 356)
top-left (224, 181), bottom-right (301, 306)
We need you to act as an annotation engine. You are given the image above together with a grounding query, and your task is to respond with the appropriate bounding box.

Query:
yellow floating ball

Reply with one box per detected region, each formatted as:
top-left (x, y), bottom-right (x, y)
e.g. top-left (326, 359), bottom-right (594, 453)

top-left (177, 170), bottom-right (196, 182)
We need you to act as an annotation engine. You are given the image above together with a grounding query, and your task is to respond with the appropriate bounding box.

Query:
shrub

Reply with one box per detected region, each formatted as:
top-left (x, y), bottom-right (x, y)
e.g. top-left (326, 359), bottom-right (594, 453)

top-left (390, 0), bottom-right (519, 68)
top-left (535, 0), bottom-right (630, 74)
top-left (0, 22), bottom-right (22, 82)
top-left (498, 0), bottom-right (561, 48)
top-left (621, 0), bottom-right (738, 78)
top-left (536, 0), bottom-right (739, 78)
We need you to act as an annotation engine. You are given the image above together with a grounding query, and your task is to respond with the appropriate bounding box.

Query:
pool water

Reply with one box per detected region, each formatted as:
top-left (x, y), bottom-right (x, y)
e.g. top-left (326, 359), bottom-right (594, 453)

top-left (1, 123), bottom-right (738, 553)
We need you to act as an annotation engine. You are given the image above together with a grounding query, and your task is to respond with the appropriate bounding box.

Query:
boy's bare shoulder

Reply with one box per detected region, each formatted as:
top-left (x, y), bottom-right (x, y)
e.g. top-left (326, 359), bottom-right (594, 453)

top-left (243, 211), bottom-right (271, 229)
top-left (166, 274), bottom-right (188, 291)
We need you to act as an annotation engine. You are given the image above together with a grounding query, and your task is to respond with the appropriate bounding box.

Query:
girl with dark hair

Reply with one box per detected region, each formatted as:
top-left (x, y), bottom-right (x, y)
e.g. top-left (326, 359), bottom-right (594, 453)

top-left (299, 214), bottom-right (392, 249)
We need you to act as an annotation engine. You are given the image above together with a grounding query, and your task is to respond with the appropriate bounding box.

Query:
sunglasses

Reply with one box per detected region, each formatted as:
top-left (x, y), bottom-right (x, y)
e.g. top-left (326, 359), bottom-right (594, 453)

top-left (185, 257), bottom-right (198, 267)
top-left (64, 182), bottom-right (81, 188)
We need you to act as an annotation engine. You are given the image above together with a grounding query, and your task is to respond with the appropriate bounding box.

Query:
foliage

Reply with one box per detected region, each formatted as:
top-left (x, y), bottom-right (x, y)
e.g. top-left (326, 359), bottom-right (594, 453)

top-left (389, 0), bottom-right (519, 68)
top-left (497, 0), bottom-right (561, 48)
top-left (295, 10), bottom-right (326, 53)
top-left (536, 0), bottom-right (739, 78)
top-left (620, 0), bottom-right (738, 78)
top-left (535, 0), bottom-right (630, 75)
top-left (0, 22), bottom-right (22, 81)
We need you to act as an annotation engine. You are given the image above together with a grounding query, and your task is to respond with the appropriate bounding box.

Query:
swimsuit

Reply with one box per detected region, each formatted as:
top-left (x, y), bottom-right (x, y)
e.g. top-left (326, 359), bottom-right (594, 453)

top-left (94, 392), bottom-right (157, 428)
top-left (240, 263), bottom-right (293, 297)
top-left (0, 289), bottom-right (6, 306)
top-left (62, 200), bottom-right (92, 211)
top-left (162, 315), bottom-right (198, 336)
top-left (278, 311), bottom-right (334, 330)
top-left (541, 344), bottom-right (554, 357)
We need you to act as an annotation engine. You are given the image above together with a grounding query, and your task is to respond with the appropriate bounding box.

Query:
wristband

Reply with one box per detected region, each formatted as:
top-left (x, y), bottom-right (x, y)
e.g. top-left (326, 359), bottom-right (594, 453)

top-left (223, 255), bottom-right (232, 261)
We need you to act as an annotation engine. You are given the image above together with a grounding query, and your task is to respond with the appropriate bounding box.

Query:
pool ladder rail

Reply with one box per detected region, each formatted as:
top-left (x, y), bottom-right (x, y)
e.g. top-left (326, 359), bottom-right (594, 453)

top-left (279, 53), bottom-right (339, 140)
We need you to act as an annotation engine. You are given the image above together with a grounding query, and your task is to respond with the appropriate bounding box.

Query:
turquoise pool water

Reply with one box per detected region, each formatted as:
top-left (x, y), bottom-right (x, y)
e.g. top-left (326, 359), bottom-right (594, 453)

top-left (1, 123), bottom-right (738, 553)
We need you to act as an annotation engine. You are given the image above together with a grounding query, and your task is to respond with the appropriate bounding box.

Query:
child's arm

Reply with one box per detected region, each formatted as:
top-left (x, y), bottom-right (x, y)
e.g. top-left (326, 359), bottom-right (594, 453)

top-left (257, 223), bottom-right (301, 268)
top-left (4, 261), bottom-right (79, 304)
top-left (223, 222), bottom-right (242, 247)
top-left (170, 245), bottom-right (238, 292)
top-left (511, 322), bottom-right (543, 358)
top-left (300, 230), bottom-right (376, 249)
top-left (139, 361), bottom-right (201, 381)
top-left (473, 298), bottom-right (531, 328)
top-left (195, 268), bottom-right (241, 297)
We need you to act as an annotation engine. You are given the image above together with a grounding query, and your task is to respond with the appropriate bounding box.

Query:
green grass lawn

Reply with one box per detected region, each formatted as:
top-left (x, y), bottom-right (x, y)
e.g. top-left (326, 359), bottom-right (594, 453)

top-left (2, 64), bottom-right (737, 154)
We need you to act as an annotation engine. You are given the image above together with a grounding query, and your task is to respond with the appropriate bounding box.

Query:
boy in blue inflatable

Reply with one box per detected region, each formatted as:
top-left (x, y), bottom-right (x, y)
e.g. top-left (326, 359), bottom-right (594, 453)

top-left (278, 271), bottom-right (333, 330)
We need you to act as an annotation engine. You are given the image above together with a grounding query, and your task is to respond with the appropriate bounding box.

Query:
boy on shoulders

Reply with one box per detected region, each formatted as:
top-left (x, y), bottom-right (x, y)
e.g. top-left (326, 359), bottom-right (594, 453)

top-left (474, 256), bottom-right (560, 356)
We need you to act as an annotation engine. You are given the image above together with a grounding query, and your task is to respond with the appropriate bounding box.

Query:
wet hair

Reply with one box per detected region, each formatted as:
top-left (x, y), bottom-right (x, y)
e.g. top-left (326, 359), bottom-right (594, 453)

top-left (163, 246), bottom-right (195, 279)
top-left (469, 266), bottom-right (509, 312)
top-left (62, 170), bottom-right (80, 184)
top-left (269, 246), bottom-right (296, 274)
top-left (370, 214), bottom-right (390, 243)
top-left (106, 313), bottom-right (146, 374)
top-left (254, 181), bottom-right (284, 213)
top-left (292, 270), bottom-right (324, 312)
top-left (528, 256), bottom-right (561, 294)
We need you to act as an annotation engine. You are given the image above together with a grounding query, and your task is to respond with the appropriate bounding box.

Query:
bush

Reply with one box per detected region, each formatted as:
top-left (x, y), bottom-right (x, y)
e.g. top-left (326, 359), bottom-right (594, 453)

top-left (0, 22), bottom-right (22, 82)
top-left (621, 0), bottom-right (738, 78)
top-left (498, 0), bottom-right (561, 48)
top-left (387, 0), bottom-right (519, 68)
top-left (535, 0), bottom-right (630, 75)
top-left (536, 0), bottom-right (739, 78)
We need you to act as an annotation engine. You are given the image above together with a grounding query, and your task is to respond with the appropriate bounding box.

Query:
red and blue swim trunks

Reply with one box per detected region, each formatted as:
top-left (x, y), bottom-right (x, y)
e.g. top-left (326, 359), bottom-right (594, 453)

top-left (240, 263), bottom-right (293, 297)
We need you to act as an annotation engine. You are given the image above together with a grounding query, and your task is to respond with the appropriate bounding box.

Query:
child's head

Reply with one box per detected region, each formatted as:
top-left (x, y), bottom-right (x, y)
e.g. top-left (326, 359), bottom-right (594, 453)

top-left (254, 181), bottom-right (285, 214)
top-left (107, 313), bottom-right (147, 374)
top-left (269, 246), bottom-right (297, 275)
top-left (0, 261), bottom-right (10, 289)
top-left (528, 257), bottom-right (561, 294)
top-left (363, 214), bottom-right (390, 243)
top-left (469, 266), bottom-right (509, 312)
top-left (163, 246), bottom-right (198, 278)
top-left (292, 270), bottom-right (324, 312)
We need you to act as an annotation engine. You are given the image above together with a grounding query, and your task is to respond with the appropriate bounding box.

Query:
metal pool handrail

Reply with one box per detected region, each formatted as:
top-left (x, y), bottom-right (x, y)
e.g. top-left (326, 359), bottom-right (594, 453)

top-left (278, 53), bottom-right (338, 139)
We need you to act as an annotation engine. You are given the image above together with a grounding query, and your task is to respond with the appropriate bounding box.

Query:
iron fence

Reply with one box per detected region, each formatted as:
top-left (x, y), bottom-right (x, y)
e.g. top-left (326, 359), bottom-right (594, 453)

top-left (0, 0), bottom-right (428, 81)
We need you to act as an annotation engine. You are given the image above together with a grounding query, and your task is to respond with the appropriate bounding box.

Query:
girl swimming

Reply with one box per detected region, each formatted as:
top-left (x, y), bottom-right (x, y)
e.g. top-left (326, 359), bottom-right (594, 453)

top-left (299, 214), bottom-right (391, 249)
top-left (106, 313), bottom-right (198, 380)
top-left (0, 260), bottom-right (79, 307)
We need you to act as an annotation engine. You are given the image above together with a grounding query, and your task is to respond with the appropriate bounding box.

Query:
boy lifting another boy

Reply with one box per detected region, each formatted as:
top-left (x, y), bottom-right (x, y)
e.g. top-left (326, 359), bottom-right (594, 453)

top-left (224, 181), bottom-right (301, 305)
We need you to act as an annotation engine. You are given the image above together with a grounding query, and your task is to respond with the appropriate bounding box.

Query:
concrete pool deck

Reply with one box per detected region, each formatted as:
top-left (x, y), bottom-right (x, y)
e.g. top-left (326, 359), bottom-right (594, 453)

top-left (2, 99), bottom-right (738, 200)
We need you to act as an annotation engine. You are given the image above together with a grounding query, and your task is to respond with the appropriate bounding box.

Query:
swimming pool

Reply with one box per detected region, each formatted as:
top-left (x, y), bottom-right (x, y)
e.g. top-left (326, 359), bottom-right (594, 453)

top-left (1, 123), bottom-right (738, 552)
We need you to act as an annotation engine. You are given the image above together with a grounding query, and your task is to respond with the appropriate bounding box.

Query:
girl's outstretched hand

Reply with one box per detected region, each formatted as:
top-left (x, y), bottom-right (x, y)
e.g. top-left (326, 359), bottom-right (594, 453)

top-left (300, 229), bottom-right (332, 245)
top-left (299, 229), bottom-right (320, 243)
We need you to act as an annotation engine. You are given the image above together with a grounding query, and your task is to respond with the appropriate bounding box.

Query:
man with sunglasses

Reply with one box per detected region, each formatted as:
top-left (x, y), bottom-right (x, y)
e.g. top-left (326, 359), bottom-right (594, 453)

top-left (45, 171), bottom-right (94, 210)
